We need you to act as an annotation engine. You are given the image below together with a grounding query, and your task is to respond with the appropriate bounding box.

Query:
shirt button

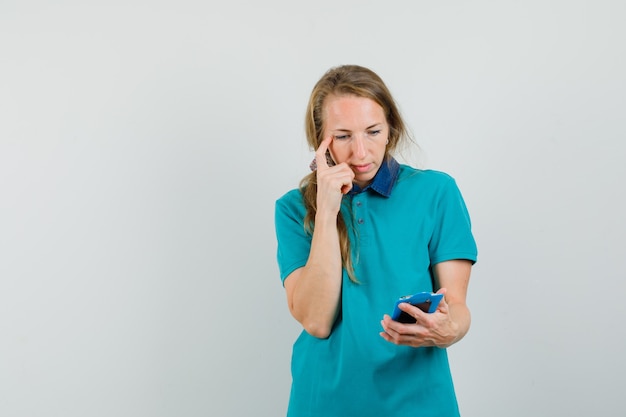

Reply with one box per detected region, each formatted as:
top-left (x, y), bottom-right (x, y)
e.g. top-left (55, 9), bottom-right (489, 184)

top-left (356, 201), bottom-right (362, 207)
top-left (357, 218), bottom-right (364, 224)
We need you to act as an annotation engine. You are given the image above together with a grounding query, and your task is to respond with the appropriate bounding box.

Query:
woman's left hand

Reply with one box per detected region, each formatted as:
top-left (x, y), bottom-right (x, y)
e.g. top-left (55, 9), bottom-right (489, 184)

top-left (380, 260), bottom-right (473, 348)
top-left (379, 288), bottom-right (461, 348)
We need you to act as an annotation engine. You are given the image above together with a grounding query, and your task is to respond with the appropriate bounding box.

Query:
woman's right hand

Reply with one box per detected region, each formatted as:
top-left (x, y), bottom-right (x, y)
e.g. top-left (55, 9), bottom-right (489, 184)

top-left (315, 136), bottom-right (355, 216)
top-left (283, 135), bottom-right (349, 339)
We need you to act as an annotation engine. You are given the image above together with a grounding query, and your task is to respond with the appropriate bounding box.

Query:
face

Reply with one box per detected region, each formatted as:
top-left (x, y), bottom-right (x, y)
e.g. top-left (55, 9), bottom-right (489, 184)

top-left (323, 94), bottom-right (389, 188)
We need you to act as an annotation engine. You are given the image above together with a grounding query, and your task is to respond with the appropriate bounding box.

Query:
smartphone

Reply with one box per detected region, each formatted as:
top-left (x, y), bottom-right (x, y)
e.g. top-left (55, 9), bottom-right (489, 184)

top-left (390, 292), bottom-right (443, 323)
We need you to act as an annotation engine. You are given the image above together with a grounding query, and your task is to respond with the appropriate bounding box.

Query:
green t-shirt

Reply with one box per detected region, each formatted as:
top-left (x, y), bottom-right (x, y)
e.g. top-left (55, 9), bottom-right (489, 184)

top-left (275, 161), bottom-right (478, 417)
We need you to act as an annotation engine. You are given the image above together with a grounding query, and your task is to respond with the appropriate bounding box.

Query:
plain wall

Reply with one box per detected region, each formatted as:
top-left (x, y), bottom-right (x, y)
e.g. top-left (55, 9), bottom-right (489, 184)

top-left (1, 1), bottom-right (625, 416)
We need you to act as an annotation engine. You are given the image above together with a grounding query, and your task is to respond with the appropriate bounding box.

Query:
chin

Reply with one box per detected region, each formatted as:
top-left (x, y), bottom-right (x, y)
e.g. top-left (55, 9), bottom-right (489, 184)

top-left (355, 175), bottom-right (375, 187)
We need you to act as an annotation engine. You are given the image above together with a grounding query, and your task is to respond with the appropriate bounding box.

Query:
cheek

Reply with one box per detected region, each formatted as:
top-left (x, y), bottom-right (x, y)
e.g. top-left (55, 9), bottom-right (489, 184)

top-left (377, 143), bottom-right (388, 157)
top-left (328, 144), bottom-right (343, 163)
top-left (377, 140), bottom-right (389, 155)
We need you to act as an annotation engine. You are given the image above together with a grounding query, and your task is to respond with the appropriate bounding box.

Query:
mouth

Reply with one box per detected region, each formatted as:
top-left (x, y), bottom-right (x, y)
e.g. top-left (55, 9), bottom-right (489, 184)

top-left (352, 164), bottom-right (372, 173)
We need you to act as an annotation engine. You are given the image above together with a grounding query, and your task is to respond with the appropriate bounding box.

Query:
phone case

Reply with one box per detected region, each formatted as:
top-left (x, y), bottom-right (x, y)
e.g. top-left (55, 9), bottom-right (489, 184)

top-left (390, 292), bottom-right (444, 323)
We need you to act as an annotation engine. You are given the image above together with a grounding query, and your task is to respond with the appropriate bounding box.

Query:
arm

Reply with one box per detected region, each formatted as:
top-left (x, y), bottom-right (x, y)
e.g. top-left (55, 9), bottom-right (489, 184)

top-left (284, 213), bottom-right (342, 339)
top-left (284, 136), bottom-right (354, 339)
top-left (432, 259), bottom-right (472, 345)
top-left (380, 259), bottom-right (473, 348)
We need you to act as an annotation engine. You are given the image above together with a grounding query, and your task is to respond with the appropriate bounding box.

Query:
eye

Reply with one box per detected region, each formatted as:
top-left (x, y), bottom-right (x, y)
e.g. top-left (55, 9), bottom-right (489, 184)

top-left (334, 134), bottom-right (350, 140)
top-left (368, 130), bottom-right (382, 136)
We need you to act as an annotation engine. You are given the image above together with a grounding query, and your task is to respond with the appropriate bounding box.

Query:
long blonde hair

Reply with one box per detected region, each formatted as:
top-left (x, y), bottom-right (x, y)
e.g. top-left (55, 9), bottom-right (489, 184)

top-left (300, 65), bottom-right (410, 283)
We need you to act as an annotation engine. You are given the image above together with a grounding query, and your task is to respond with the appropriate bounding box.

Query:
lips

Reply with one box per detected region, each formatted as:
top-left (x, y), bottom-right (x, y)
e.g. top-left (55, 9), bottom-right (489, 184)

top-left (353, 164), bottom-right (371, 173)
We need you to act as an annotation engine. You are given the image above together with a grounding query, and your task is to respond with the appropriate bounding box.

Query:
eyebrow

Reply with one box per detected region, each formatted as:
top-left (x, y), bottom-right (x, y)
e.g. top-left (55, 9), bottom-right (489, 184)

top-left (332, 123), bottom-right (383, 132)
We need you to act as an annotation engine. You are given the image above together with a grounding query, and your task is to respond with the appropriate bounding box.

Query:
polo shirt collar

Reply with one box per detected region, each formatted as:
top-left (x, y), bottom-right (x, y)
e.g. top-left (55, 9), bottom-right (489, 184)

top-left (348, 157), bottom-right (400, 197)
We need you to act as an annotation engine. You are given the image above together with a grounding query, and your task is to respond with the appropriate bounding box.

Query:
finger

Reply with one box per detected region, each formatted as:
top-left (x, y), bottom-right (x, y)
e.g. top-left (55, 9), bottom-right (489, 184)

top-left (340, 179), bottom-right (353, 195)
top-left (315, 136), bottom-right (333, 170)
top-left (380, 330), bottom-right (400, 345)
top-left (398, 302), bottom-right (428, 322)
top-left (382, 315), bottom-right (409, 336)
top-left (381, 324), bottom-right (420, 346)
top-left (380, 319), bottom-right (402, 341)
top-left (332, 162), bottom-right (354, 194)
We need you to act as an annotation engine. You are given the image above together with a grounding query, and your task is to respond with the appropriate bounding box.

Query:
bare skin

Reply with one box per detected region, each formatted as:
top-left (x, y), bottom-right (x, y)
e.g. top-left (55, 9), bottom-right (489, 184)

top-left (284, 95), bottom-right (474, 345)
top-left (283, 136), bottom-right (354, 338)
top-left (325, 95), bottom-right (388, 188)
top-left (380, 260), bottom-right (473, 348)
top-left (284, 95), bottom-right (389, 338)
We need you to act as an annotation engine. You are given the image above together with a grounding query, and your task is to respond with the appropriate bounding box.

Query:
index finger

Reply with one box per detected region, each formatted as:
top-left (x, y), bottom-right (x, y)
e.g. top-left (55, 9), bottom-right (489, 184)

top-left (314, 135), bottom-right (333, 170)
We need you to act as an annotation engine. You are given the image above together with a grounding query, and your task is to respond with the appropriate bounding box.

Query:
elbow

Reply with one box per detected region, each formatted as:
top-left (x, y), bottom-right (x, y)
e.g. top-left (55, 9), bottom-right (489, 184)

top-left (302, 319), bottom-right (333, 339)
top-left (289, 303), bottom-right (335, 339)
top-left (305, 325), bottom-right (332, 339)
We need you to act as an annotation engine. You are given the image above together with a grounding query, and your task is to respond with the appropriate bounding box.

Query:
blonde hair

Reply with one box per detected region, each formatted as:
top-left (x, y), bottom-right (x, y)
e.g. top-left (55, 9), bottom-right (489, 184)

top-left (300, 65), bottom-right (410, 283)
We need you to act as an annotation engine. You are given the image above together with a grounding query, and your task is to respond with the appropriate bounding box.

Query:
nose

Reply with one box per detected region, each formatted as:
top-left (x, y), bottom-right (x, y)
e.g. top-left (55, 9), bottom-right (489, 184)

top-left (352, 134), bottom-right (367, 159)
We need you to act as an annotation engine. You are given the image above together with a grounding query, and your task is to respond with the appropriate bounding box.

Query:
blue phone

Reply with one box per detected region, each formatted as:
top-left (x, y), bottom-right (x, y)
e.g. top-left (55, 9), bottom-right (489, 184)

top-left (391, 292), bottom-right (443, 323)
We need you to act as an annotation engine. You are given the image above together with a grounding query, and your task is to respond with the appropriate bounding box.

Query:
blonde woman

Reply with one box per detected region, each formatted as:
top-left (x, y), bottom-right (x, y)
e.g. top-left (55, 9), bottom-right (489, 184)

top-left (275, 65), bottom-right (477, 417)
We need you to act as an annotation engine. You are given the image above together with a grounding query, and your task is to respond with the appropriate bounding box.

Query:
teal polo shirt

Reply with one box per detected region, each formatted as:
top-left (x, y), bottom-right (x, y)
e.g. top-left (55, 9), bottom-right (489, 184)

top-left (275, 158), bottom-right (478, 417)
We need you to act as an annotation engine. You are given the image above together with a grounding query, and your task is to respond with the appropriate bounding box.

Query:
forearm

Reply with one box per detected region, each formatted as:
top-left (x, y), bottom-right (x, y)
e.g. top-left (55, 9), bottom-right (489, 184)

top-left (287, 212), bottom-right (343, 338)
top-left (444, 302), bottom-right (471, 347)
top-left (432, 260), bottom-right (473, 347)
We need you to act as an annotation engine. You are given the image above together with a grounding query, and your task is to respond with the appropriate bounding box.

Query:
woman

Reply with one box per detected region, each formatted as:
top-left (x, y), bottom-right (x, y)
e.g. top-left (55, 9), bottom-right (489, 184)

top-left (274, 64), bottom-right (477, 416)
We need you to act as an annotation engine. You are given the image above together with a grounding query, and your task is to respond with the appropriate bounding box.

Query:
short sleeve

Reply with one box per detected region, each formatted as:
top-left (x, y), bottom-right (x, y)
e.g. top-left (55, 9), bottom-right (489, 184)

top-left (428, 177), bottom-right (478, 265)
top-left (274, 190), bottom-right (312, 284)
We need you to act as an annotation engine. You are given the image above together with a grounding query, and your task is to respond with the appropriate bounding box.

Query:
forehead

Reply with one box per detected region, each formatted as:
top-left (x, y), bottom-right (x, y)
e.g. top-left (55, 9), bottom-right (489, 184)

top-left (323, 94), bottom-right (385, 129)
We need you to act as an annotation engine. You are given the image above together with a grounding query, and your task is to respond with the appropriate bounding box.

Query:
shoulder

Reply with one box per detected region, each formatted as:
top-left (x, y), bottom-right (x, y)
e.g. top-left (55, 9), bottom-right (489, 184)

top-left (276, 188), bottom-right (303, 205)
top-left (275, 188), bottom-right (306, 216)
top-left (397, 165), bottom-right (457, 188)
top-left (392, 165), bottom-right (464, 206)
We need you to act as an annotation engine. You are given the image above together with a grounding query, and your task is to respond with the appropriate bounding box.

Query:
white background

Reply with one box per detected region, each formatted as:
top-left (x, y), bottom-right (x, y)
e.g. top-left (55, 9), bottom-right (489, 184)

top-left (1, 1), bottom-right (625, 416)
